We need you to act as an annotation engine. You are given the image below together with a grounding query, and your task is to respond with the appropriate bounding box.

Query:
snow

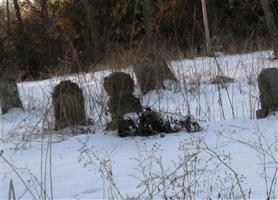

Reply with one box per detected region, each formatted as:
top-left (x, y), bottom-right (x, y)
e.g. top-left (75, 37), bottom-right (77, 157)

top-left (1, 50), bottom-right (278, 199)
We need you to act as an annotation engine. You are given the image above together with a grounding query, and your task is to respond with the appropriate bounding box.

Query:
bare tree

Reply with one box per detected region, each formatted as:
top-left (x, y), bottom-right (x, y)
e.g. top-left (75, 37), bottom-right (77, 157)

top-left (13, 0), bottom-right (24, 33)
top-left (12, 0), bottom-right (35, 77)
top-left (82, 0), bottom-right (98, 42)
top-left (207, 0), bottom-right (218, 36)
top-left (143, 0), bottom-right (154, 50)
top-left (81, 0), bottom-right (111, 65)
top-left (6, 0), bottom-right (10, 45)
top-left (4, 0), bottom-right (12, 77)
top-left (201, 0), bottom-right (211, 55)
top-left (40, 0), bottom-right (48, 26)
top-left (260, 0), bottom-right (278, 58)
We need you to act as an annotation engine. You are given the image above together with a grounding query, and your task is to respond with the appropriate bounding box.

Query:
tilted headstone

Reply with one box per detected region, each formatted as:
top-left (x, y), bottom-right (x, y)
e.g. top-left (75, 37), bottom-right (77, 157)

top-left (256, 68), bottom-right (278, 118)
top-left (52, 80), bottom-right (87, 130)
top-left (133, 54), bottom-right (177, 95)
top-left (103, 72), bottom-right (142, 130)
top-left (0, 78), bottom-right (22, 114)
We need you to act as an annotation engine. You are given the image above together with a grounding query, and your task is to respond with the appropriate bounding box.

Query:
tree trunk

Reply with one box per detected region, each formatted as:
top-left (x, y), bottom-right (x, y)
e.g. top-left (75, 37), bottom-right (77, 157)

top-left (82, 0), bottom-right (97, 41)
top-left (81, 0), bottom-right (110, 65)
top-left (201, 0), bottom-right (211, 55)
top-left (13, 0), bottom-right (24, 33)
top-left (13, 0), bottom-right (38, 78)
top-left (207, 0), bottom-right (218, 36)
top-left (40, 0), bottom-right (49, 26)
top-left (6, 0), bottom-right (10, 46)
top-left (4, 0), bottom-right (12, 77)
top-left (13, 0), bottom-right (29, 75)
top-left (260, 0), bottom-right (278, 58)
top-left (39, 0), bottom-right (49, 41)
top-left (40, 0), bottom-right (52, 70)
top-left (143, 0), bottom-right (154, 50)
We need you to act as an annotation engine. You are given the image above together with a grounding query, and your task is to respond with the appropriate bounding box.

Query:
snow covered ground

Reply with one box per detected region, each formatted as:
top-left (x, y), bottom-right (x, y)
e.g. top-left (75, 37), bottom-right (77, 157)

top-left (1, 50), bottom-right (277, 199)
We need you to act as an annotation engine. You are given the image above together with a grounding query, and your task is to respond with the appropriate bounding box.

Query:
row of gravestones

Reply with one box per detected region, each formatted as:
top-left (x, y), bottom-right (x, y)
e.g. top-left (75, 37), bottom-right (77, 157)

top-left (0, 55), bottom-right (176, 130)
top-left (1, 56), bottom-right (278, 132)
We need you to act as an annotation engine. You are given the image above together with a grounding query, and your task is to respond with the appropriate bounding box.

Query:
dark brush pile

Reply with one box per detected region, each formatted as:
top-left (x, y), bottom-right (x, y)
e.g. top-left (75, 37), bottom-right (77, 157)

top-left (117, 107), bottom-right (201, 137)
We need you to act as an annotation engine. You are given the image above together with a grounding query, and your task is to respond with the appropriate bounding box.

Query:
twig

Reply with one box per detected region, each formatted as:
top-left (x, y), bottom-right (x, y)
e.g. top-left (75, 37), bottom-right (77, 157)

top-left (0, 151), bottom-right (38, 200)
top-left (202, 143), bottom-right (246, 200)
top-left (8, 179), bottom-right (16, 200)
top-left (267, 166), bottom-right (278, 200)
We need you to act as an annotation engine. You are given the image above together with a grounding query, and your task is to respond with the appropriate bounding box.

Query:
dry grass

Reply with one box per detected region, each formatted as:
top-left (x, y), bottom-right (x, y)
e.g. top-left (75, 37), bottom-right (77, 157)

top-left (1, 32), bottom-right (276, 199)
top-left (92, 43), bottom-right (185, 72)
top-left (90, 36), bottom-right (272, 74)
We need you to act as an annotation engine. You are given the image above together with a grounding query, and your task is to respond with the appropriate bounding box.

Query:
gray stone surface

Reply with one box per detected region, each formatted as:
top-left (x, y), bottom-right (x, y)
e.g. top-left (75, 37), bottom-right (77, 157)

top-left (104, 72), bottom-right (142, 129)
top-left (0, 78), bottom-right (22, 114)
top-left (133, 54), bottom-right (177, 94)
top-left (256, 68), bottom-right (278, 118)
top-left (52, 80), bottom-right (87, 130)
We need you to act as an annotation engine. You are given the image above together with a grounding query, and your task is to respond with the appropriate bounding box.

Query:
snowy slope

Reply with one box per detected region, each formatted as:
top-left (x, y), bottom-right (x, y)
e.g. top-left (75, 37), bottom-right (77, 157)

top-left (1, 50), bottom-right (277, 199)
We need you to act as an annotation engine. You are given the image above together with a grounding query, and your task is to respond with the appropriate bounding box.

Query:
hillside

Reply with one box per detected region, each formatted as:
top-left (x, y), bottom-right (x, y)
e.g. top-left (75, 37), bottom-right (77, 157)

top-left (1, 50), bottom-right (277, 199)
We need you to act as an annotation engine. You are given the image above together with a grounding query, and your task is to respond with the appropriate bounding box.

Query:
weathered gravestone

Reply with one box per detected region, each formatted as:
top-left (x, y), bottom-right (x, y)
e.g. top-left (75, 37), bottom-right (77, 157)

top-left (133, 54), bottom-right (177, 95)
top-left (103, 72), bottom-right (142, 131)
top-left (0, 78), bottom-right (22, 114)
top-left (52, 80), bottom-right (87, 130)
top-left (256, 68), bottom-right (278, 118)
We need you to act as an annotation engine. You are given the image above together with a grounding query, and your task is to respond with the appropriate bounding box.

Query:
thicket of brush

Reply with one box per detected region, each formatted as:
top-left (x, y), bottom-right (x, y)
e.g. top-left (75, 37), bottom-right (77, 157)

top-left (0, 0), bottom-right (277, 80)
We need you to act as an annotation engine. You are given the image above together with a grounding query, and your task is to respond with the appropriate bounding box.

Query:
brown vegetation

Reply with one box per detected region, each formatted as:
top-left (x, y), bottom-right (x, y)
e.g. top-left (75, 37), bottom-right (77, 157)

top-left (0, 0), bottom-right (277, 80)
